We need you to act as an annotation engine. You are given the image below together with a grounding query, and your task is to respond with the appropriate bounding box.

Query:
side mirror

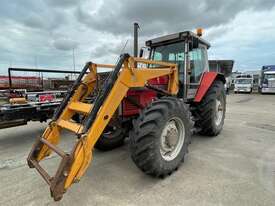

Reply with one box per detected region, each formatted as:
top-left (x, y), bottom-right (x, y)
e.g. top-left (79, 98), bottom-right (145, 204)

top-left (139, 48), bottom-right (144, 58)
top-left (139, 47), bottom-right (151, 59)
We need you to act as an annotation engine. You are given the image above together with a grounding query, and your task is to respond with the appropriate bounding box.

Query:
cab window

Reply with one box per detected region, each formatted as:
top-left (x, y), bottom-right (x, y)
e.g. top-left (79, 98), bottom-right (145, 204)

top-left (190, 47), bottom-right (208, 83)
top-left (151, 42), bottom-right (185, 80)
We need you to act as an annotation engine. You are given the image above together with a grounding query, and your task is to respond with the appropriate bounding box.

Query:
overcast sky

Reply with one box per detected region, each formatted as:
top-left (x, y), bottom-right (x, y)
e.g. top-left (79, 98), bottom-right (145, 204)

top-left (0, 0), bottom-right (275, 75)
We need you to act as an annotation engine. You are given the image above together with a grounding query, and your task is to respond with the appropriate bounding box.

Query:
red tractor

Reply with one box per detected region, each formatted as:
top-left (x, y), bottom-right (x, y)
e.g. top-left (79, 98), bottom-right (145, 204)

top-left (95, 29), bottom-right (229, 174)
top-left (28, 28), bottom-right (233, 200)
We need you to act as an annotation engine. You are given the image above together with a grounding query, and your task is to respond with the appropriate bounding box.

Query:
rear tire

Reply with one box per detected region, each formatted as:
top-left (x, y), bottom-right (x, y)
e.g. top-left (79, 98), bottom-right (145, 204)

top-left (192, 80), bottom-right (226, 136)
top-left (130, 97), bottom-right (192, 177)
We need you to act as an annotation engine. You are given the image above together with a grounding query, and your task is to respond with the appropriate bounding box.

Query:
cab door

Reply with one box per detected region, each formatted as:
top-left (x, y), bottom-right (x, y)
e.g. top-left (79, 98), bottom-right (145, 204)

top-left (187, 45), bottom-right (209, 98)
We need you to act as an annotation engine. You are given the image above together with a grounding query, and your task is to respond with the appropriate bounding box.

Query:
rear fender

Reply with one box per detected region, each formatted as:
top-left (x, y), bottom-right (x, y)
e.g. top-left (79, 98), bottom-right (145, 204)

top-left (194, 72), bottom-right (225, 103)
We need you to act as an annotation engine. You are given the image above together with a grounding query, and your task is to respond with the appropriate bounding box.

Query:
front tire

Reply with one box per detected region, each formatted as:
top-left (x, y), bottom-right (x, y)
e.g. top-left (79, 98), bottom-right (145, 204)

top-left (130, 97), bottom-right (192, 177)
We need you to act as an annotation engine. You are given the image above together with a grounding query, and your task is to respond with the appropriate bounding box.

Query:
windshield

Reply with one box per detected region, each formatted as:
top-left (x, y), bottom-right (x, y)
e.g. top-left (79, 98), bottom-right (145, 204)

top-left (151, 42), bottom-right (185, 81)
top-left (152, 42), bottom-right (185, 63)
top-left (235, 79), bottom-right (252, 84)
top-left (264, 74), bottom-right (275, 79)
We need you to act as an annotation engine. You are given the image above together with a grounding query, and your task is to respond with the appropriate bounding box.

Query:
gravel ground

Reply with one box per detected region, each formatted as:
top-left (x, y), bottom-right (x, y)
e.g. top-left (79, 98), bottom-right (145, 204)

top-left (0, 93), bottom-right (275, 206)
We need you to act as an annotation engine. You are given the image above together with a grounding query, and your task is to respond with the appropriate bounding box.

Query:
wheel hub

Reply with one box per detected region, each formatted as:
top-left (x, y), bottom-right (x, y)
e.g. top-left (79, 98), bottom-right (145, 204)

top-left (160, 117), bottom-right (185, 161)
top-left (215, 99), bottom-right (224, 126)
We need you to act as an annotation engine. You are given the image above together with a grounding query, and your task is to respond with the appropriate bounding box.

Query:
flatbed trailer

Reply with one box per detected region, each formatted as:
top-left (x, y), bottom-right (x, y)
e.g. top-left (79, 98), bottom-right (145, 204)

top-left (0, 67), bottom-right (86, 129)
top-left (0, 99), bottom-right (62, 129)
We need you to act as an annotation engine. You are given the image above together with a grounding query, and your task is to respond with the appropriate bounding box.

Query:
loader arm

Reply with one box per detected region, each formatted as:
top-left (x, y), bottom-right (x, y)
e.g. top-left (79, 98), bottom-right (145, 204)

top-left (27, 53), bottom-right (178, 201)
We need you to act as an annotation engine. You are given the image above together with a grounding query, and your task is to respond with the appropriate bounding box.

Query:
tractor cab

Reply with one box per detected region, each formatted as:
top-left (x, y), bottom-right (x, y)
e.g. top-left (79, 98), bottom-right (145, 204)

top-left (145, 31), bottom-right (211, 99)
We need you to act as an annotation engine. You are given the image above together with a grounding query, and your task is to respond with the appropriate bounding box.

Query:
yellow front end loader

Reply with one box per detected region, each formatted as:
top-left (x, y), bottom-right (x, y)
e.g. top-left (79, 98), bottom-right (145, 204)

top-left (27, 54), bottom-right (179, 201)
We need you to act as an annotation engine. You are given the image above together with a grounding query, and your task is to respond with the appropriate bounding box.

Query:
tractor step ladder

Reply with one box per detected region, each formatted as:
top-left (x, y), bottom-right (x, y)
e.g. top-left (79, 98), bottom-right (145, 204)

top-left (57, 119), bottom-right (83, 133)
top-left (68, 102), bottom-right (93, 114)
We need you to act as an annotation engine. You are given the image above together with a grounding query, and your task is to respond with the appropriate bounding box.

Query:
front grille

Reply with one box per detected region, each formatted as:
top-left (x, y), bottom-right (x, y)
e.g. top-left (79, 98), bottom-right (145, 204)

top-left (268, 80), bottom-right (275, 87)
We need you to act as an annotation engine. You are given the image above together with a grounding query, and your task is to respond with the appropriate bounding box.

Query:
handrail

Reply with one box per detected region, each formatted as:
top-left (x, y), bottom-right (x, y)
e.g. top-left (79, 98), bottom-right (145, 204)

top-left (133, 57), bottom-right (177, 67)
top-left (94, 58), bottom-right (177, 70)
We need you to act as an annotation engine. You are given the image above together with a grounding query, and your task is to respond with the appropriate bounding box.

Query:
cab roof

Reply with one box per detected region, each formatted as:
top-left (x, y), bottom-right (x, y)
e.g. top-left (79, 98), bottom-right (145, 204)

top-left (145, 31), bottom-right (211, 49)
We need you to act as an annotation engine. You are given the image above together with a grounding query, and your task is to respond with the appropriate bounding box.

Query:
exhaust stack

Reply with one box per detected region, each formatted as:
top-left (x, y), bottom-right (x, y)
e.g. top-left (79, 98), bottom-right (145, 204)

top-left (133, 22), bottom-right (139, 57)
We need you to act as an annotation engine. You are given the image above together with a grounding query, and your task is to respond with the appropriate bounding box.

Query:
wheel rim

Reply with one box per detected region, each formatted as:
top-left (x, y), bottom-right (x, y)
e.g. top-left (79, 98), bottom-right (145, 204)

top-left (160, 117), bottom-right (185, 161)
top-left (215, 98), bottom-right (224, 126)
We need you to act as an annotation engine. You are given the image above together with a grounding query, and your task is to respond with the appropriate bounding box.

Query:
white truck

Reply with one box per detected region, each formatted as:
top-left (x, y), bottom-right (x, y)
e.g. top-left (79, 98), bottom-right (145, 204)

top-left (234, 74), bottom-right (253, 93)
top-left (259, 65), bottom-right (275, 94)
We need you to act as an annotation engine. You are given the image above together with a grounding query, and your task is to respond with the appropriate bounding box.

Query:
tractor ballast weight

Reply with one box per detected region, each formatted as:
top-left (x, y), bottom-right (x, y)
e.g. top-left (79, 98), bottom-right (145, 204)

top-left (27, 30), bottom-right (232, 201)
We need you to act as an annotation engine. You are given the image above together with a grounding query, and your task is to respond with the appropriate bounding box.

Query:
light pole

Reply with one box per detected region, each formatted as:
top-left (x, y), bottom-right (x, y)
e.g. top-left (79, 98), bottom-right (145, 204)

top-left (72, 48), bottom-right (76, 78)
